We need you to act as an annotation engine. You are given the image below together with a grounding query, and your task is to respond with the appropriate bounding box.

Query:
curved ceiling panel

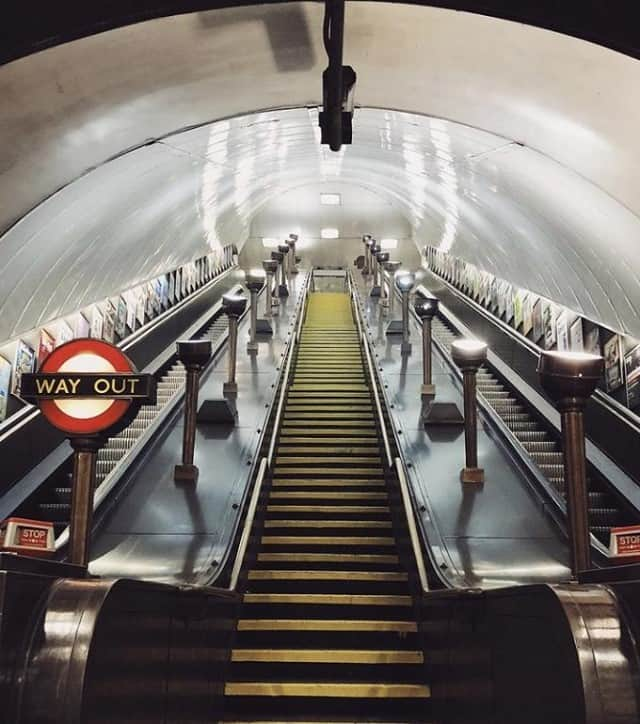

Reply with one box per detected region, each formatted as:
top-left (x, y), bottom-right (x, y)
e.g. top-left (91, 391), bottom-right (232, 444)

top-left (0, 106), bottom-right (639, 346)
top-left (3, 2), bottom-right (640, 238)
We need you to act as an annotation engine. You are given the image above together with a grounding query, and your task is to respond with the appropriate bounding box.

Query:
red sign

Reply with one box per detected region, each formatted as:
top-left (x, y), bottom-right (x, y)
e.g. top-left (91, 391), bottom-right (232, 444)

top-left (610, 525), bottom-right (640, 561)
top-left (0, 517), bottom-right (55, 557)
top-left (34, 339), bottom-right (135, 435)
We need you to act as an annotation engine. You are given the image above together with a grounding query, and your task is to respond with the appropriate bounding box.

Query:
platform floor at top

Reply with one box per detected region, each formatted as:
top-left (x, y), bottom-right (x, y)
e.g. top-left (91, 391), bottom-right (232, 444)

top-left (356, 275), bottom-right (571, 588)
top-left (88, 276), bottom-right (306, 584)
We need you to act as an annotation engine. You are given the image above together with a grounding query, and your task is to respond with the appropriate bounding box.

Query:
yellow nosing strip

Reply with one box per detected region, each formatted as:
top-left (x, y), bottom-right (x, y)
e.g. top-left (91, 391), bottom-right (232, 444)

top-left (266, 505), bottom-right (389, 513)
top-left (237, 619), bottom-right (417, 632)
top-left (243, 593), bottom-right (412, 606)
top-left (224, 682), bottom-right (430, 698)
top-left (230, 649), bottom-right (423, 664)
top-left (248, 570), bottom-right (407, 581)
top-left (263, 519), bottom-right (391, 528)
top-left (257, 553), bottom-right (399, 563)
top-left (260, 536), bottom-right (395, 546)
top-left (269, 491), bottom-right (387, 500)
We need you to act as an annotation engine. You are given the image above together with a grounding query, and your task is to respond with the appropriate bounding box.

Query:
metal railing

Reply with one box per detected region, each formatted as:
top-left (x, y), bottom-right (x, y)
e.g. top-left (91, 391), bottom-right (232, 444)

top-left (348, 270), bottom-right (430, 591)
top-left (226, 269), bottom-right (312, 590)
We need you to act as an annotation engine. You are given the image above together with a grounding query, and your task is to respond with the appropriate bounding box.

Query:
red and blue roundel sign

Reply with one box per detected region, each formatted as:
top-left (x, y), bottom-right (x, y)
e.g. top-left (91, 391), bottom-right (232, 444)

top-left (31, 339), bottom-right (137, 435)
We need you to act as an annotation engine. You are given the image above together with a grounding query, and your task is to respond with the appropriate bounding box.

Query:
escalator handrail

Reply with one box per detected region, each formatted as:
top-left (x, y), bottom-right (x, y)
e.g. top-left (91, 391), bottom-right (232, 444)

top-left (394, 456), bottom-right (430, 592)
top-left (348, 273), bottom-right (393, 469)
top-left (227, 269), bottom-right (312, 589)
top-left (267, 270), bottom-right (312, 467)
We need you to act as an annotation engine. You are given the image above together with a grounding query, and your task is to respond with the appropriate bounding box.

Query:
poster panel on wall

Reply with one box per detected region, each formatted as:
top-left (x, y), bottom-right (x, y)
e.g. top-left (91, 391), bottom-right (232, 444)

top-left (569, 318), bottom-right (584, 352)
top-left (72, 313), bottom-right (91, 339)
top-left (136, 288), bottom-right (146, 326)
top-left (543, 302), bottom-right (557, 348)
top-left (55, 321), bottom-right (74, 347)
top-left (161, 275), bottom-right (170, 308)
top-left (556, 311), bottom-right (569, 351)
top-left (103, 300), bottom-right (116, 343)
top-left (168, 272), bottom-right (176, 304)
top-left (0, 356), bottom-right (11, 422)
top-left (513, 291), bottom-right (524, 330)
top-left (584, 326), bottom-right (601, 356)
top-left (532, 299), bottom-right (543, 343)
top-left (604, 335), bottom-right (623, 392)
top-left (497, 281), bottom-right (507, 318)
top-left (145, 283), bottom-right (155, 319)
top-left (153, 279), bottom-right (163, 313)
top-left (625, 344), bottom-right (640, 411)
top-left (38, 329), bottom-right (55, 366)
top-left (90, 306), bottom-right (104, 339)
top-left (180, 266), bottom-right (188, 297)
top-left (115, 296), bottom-right (127, 338)
top-left (125, 290), bottom-right (137, 331)
top-left (505, 284), bottom-right (514, 323)
top-left (522, 294), bottom-right (533, 335)
top-left (13, 340), bottom-right (36, 395)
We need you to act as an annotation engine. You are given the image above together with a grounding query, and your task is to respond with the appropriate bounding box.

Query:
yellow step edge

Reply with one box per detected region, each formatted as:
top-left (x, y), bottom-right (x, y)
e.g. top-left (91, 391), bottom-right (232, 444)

top-left (260, 536), bottom-right (395, 546)
top-left (272, 469), bottom-right (384, 476)
top-left (266, 505), bottom-right (389, 513)
top-left (263, 519), bottom-right (391, 527)
top-left (243, 593), bottom-right (412, 606)
top-left (257, 553), bottom-right (399, 563)
top-left (276, 447), bottom-right (379, 454)
top-left (248, 570), bottom-right (407, 581)
top-left (237, 619), bottom-right (416, 632)
top-left (275, 457), bottom-right (381, 465)
top-left (230, 648), bottom-right (423, 664)
top-left (224, 682), bottom-right (430, 698)
top-left (271, 478), bottom-right (384, 485)
top-left (269, 491), bottom-right (387, 500)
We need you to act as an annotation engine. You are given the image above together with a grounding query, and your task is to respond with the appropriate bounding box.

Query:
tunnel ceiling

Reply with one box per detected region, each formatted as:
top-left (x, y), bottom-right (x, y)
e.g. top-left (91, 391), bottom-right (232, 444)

top-left (1, 3), bottom-right (639, 342)
top-left (1, 106), bottom-right (639, 346)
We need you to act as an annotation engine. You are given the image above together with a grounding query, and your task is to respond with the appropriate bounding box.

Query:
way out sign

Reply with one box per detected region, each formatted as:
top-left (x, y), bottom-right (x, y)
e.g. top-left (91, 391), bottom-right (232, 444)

top-left (21, 339), bottom-right (156, 435)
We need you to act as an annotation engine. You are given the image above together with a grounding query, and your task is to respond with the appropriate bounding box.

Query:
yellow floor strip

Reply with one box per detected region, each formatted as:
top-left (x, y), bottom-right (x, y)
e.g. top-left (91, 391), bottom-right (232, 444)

top-left (269, 491), bottom-right (387, 500)
top-left (243, 594), bottom-right (412, 606)
top-left (224, 682), bottom-right (430, 698)
top-left (248, 570), bottom-right (407, 581)
top-left (266, 505), bottom-right (389, 514)
top-left (260, 536), bottom-right (395, 546)
top-left (237, 619), bottom-right (417, 632)
top-left (231, 649), bottom-right (422, 664)
top-left (263, 519), bottom-right (391, 528)
top-left (257, 553), bottom-right (399, 564)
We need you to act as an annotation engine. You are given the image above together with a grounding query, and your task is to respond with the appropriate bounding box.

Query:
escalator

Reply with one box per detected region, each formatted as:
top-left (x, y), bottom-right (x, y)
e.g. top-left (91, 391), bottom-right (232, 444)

top-left (222, 291), bottom-right (431, 722)
top-left (427, 311), bottom-right (631, 547)
top-left (13, 308), bottom-right (232, 539)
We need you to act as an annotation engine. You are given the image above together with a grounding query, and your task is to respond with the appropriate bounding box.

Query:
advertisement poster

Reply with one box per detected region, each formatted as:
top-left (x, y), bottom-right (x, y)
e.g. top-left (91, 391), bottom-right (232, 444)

top-left (153, 279), bottom-right (163, 313)
top-left (38, 329), bottom-right (55, 367)
top-left (125, 290), bottom-right (137, 331)
top-left (103, 301), bottom-right (116, 343)
top-left (543, 302), bottom-right (557, 348)
top-left (513, 291), bottom-right (523, 330)
top-left (13, 340), bottom-right (35, 395)
top-left (569, 318), bottom-right (584, 352)
top-left (522, 294), bottom-right (533, 335)
top-left (168, 272), bottom-right (176, 303)
top-left (136, 288), bottom-right (146, 326)
top-left (0, 356), bottom-right (11, 422)
top-left (115, 296), bottom-right (128, 338)
top-left (161, 275), bottom-right (170, 308)
top-left (180, 266), bottom-right (188, 297)
top-left (584, 326), bottom-right (601, 356)
top-left (72, 313), bottom-right (90, 339)
top-left (505, 285), bottom-right (514, 323)
top-left (604, 335), bottom-right (623, 392)
top-left (556, 311), bottom-right (569, 351)
top-left (625, 344), bottom-right (640, 411)
top-left (55, 321), bottom-right (73, 347)
top-left (90, 307), bottom-right (104, 339)
top-left (491, 277), bottom-right (500, 311)
top-left (532, 299), bottom-right (543, 343)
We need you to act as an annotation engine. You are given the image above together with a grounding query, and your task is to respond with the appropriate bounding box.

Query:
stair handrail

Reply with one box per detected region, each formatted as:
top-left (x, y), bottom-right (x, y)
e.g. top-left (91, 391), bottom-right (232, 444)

top-left (229, 269), bottom-right (312, 590)
top-left (348, 272), bottom-right (393, 469)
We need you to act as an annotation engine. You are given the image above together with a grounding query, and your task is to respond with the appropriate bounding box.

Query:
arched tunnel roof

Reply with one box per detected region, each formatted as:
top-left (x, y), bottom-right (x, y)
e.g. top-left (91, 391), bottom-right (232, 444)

top-left (1, 3), bottom-right (639, 342)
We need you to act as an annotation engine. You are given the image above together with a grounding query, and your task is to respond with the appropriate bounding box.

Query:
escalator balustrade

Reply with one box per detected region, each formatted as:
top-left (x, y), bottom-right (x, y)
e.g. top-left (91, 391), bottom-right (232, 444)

top-left (431, 315), bottom-right (623, 545)
top-left (16, 315), bottom-right (230, 538)
top-left (223, 291), bottom-right (431, 723)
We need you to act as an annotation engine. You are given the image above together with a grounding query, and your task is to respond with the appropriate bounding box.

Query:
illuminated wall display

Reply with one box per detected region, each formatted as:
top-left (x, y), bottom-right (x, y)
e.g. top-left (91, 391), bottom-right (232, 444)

top-left (320, 193), bottom-right (341, 206)
top-left (321, 227), bottom-right (339, 239)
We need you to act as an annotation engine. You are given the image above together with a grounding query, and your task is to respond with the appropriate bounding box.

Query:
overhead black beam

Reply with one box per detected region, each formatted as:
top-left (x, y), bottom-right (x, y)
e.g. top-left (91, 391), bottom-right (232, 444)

top-left (2, 1), bottom-right (640, 66)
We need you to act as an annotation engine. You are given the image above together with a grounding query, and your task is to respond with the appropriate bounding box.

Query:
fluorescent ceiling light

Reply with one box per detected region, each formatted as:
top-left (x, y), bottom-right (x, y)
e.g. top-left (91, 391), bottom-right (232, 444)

top-left (320, 193), bottom-right (341, 206)
top-left (321, 228), bottom-right (339, 239)
top-left (262, 238), bottom-right (280, 248)
top-left (381, 238), bottom-right (398, 249)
